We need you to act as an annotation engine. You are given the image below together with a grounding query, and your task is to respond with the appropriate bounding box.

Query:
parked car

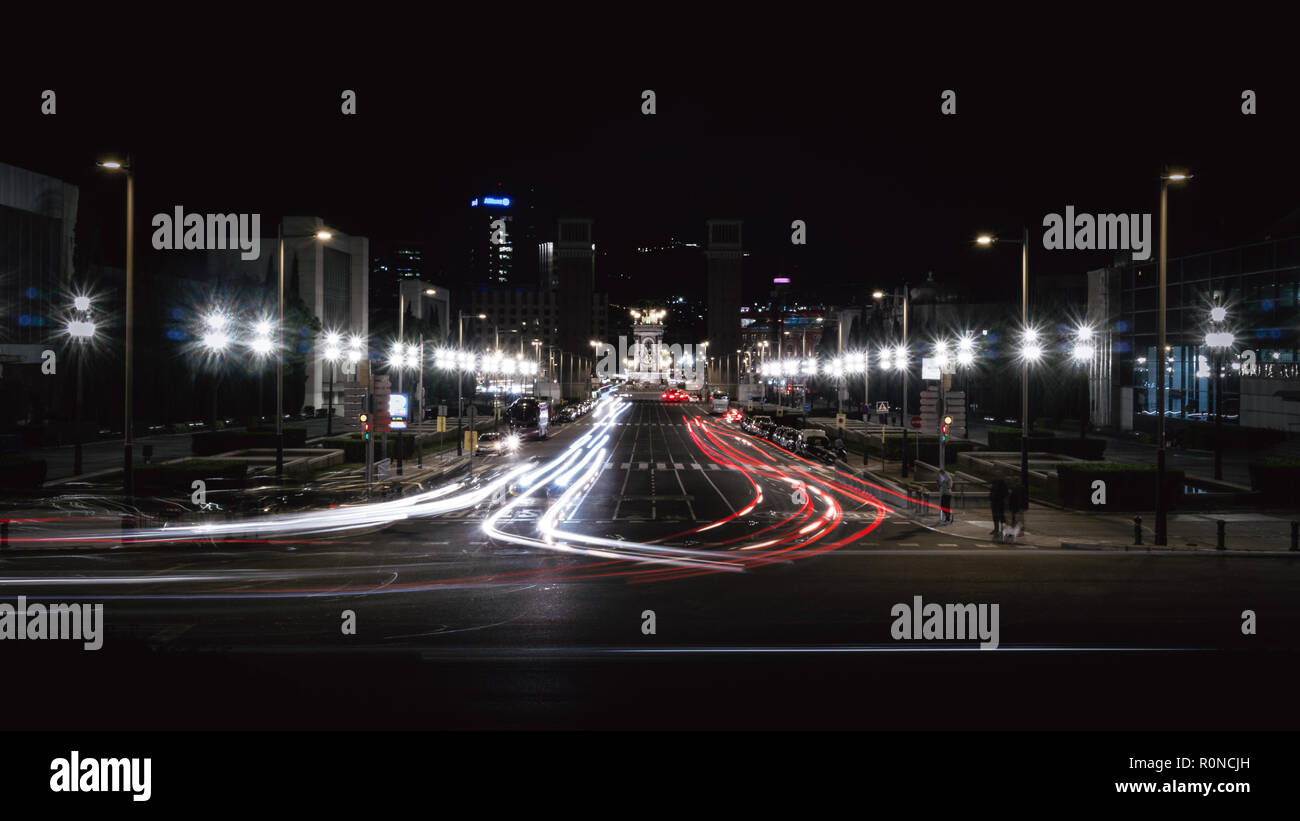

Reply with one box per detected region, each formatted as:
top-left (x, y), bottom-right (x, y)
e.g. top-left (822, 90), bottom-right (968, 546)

top-left (757, 419), bottom-right (777, 440)
top-left (773, 426), bottom-right (797, 449)
top-left (795, 428), bottom-right (831, 457)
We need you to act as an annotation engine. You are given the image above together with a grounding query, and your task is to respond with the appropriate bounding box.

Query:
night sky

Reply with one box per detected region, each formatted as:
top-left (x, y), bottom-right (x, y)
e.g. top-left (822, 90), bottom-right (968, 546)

top-left (5, 28), bottom-right (1297, 307)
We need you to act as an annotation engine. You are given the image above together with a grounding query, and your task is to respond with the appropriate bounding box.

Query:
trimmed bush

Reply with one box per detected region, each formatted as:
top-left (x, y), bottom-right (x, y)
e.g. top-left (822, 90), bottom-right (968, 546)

top-left (1057, 462), bottom-right (1184, 511)
top-left (1133, 415), bottom-right (1285, 450)
top-left (987, 427), bottom-right (1055, 451)
top-left (193, 426), bottom-right (307, 456)
top-left (1248, 458), bottom-right (1300, 505)
top-left (0, 454), bottom-right (47, 489)
top-left (134, 459), bottom-right (247, 492)
top-left (321, 436), bottom-right (367, 463)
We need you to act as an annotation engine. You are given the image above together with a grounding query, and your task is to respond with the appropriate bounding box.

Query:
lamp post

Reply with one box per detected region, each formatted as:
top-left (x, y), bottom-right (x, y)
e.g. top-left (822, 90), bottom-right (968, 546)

top-left (976, 229), bottom-right (1031, 490)
top-left (1071, 326), bottom-right (1095, 440)
top-left (1155, 171), bottom-right (1192, 545)
top-left (457, 312), bottom-right (487, 455)
top-left (67, 295), bottom-right (96, 475)
top-left (200, 310), bottom-right (232, 432)
top-left (96, 158), bottom-right (134, 497)
top-left (322, 333), bottom-right (342, 436)
top-left (249, 318), bottom-right (274, 428)
top-left (277, 224), bottom-right (332, 478)
top-left (1206, 306), bottom-right (1233, 482)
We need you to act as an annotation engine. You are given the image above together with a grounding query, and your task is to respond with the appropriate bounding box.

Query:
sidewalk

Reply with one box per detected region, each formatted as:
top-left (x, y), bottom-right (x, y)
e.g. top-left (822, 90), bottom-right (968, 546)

top-left (839, 457), bottom-right (1299, 553)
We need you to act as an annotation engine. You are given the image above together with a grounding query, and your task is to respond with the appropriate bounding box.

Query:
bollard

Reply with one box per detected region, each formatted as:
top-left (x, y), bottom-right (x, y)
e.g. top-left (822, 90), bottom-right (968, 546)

top-left (1134, 516), bottom-right (1142, 546)
top-left (1217, 520), bottom-right (1226, 551)
top-left (1291, 521), bottom-right (1298, 552)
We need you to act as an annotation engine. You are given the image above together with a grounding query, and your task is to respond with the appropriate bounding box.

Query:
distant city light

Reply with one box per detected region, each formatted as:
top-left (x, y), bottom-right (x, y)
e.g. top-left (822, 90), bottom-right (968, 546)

top-left (773, 277), bottom-right (791, 284)
top-left (1210, 306), bottom-right (1228, 323)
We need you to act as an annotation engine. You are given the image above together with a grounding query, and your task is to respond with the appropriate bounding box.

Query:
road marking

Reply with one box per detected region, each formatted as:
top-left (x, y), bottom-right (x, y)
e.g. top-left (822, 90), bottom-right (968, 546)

top-left (656, 462), bottom-right (666, 470)
top-left (937, 543), bottom-right (958, 547)
top-left (639, 462), bottom-right (649, 470)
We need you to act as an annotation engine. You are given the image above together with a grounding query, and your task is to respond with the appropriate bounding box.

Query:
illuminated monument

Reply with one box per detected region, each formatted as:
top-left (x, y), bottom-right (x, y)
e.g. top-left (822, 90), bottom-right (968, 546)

top-left (630, 307), bottom-right (667, 383)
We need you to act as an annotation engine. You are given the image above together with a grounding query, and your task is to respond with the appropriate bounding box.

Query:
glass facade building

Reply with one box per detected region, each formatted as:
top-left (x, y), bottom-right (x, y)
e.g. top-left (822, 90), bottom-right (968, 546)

top-left (1093, 234), bottom-right (1300, 430)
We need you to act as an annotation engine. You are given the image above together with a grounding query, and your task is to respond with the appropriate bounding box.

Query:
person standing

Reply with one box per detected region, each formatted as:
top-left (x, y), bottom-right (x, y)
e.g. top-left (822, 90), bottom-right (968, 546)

top-left (989, 477), bottom-right (1008, 538)
top-left (937, 468), bottom-right (953, 524)
top-left (1007, 483), bottom-right (1027, 538)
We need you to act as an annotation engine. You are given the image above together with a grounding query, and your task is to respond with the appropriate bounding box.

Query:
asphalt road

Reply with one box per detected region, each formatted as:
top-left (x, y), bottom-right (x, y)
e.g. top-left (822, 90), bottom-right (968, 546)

top-left (3, 398), bottom-right (1298, 729)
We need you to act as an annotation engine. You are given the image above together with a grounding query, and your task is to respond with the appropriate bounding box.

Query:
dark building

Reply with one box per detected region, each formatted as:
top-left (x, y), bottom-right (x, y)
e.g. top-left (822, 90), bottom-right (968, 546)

top-left (555, 218), bottom-right (595, 355)
top-left (706, 219), bottom-right (743, 394)
top-left (466, 187), bottom-right (546, 288)
top-left (0, 162), bottom-right (79, 432)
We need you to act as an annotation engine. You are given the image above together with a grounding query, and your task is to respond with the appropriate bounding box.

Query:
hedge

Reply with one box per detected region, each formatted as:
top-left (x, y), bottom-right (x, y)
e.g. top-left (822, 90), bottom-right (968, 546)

top-left (1057, 462), bottom-right (1185, 511)
top-left (0, 455), bottom-right (48, 489)
top-left (1248, 458), bottom-right (1300, 504)
top-left (987, 427), bottom-right (1104, 459)
top-left (1132, 415), bottom-right (1286, 450)
top-left (134, 459), bottom-right (248, 492)
top-left (867, 434), bottom-right (979, 465)
top-left (192, 427), bottom-right (307, 456)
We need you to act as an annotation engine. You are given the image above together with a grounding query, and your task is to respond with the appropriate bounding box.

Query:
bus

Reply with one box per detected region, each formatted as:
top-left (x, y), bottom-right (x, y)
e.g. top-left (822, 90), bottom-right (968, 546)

top-left (710, 390), bottom-right (729, 414)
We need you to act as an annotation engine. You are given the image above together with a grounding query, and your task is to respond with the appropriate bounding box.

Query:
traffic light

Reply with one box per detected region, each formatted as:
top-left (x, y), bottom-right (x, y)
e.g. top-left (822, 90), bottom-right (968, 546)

top-left (360, 412), bottom-right (370, 440)
top-left (941, 415), bottom-right (952, 442)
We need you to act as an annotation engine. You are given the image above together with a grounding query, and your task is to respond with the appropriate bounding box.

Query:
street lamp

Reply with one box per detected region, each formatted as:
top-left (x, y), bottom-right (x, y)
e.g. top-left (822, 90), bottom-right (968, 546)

top-left (1156, 170), bottom-right (1192, 545)
top-left (66, 294), bottom-right (97, 475)
top-left (247, 318), bottom-right (275, 426)
top-left (97, 157), bottom-right (134, 497)
top-left (276, 224), bottom-right (333, 477)
top-left (976, 229), bottom-right (1031, 490)
top-left (1205, 307), bottom-right (1234, 481)
top-left (1071, 325), bottom-right (1096, 440)
top-left (322, 332), bottom-right (342, 436)
top-left (456, 312), bottom-right (487, 455)
top-left (200, 309), bottom-right (232, 430)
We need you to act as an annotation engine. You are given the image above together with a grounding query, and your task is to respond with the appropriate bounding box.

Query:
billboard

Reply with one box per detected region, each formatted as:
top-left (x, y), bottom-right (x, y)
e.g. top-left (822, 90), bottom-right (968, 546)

top-left (389, 393), bottom-right (409, 430)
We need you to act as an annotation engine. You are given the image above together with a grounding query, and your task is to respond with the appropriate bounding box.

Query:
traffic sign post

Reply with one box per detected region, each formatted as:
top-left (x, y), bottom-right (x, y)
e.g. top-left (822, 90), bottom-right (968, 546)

top-left (910, 416), bottom-right (922, 429)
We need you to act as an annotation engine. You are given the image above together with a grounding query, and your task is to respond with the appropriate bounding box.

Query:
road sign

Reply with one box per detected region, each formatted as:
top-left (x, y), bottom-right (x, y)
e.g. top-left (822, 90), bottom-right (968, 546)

top-left (776, 406), bottom-right (784, 417)
top-left (910, 416), bottom-right (922, 429)
top-left (875, 401), bottom-right (889, 413)
top-left (371, 374), bottom-right (392, 433)
top-left (438, 404), bottom-right (448, 418)
top-left (920, 386), bottom-right (941, 431)
top-left (835, 413), bottom-right (846, 431)
top-left (341, 381), bottom-right (365, 432)
top-left (436, 416), bottom-right (447, 433)
top-left (921, 357), bottom-right (941, 381)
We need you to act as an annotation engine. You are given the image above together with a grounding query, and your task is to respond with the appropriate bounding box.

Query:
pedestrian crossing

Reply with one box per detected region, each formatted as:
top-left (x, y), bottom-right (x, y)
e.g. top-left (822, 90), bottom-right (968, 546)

top-left (614, 461), bottom-right (732, 471)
